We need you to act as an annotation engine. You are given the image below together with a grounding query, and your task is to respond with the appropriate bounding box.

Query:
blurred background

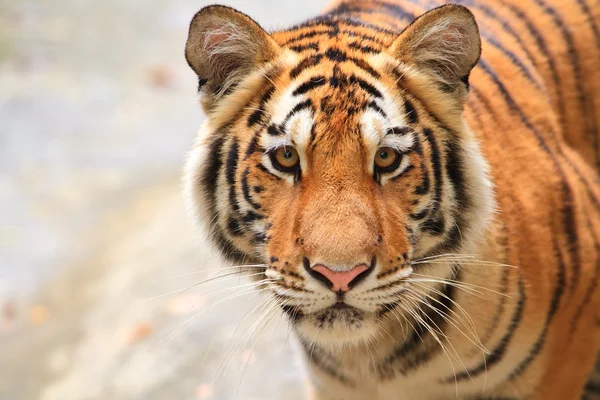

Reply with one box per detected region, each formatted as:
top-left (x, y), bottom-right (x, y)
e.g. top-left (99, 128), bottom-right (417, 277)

top-left (0, 1), bottom-right (325, 399)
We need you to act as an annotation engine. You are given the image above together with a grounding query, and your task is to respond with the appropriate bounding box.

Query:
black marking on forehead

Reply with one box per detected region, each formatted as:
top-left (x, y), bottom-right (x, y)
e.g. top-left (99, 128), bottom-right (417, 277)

top-left (282, 29), bottom-right (332, 46)
top-left (329, 66), bottom-right (349, 89)
top-left (348, 57), bottom-right (380, 78)
top-left (341, 30), bottom-right (387, 45)
top-left (293, 76), bottom-right (326, 96)
top-left (349, 41), bottom-right (381, 54)
top-left (289, 42), bottom-right (319, 52)
top-left (268, 124), bottom-right (284, 136)
top-left (349, 75), bottom-right (383, 98)
top-left (366, 101), bottom-right (387, 118)
top-left (290, 54), bottom-right (324, 79)
top-left (404, 99), bottom-right (419, 125)
top-left (247, 86), bottom-right (276, 127)
top-left (325, 47), bottom-right (347, 62)
top-left (282, 99), bottom-right (314, 126)
top-left (386, 127), bottom-right (411, 136)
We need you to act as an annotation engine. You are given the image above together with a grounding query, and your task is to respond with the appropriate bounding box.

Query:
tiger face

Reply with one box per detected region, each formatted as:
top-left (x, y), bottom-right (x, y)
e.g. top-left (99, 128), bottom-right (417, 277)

top-left (184, 4), bottom-right (494, 346)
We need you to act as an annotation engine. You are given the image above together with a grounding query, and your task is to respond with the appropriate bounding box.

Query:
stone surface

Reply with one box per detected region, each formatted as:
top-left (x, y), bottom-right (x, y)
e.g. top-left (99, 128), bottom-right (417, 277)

top-left (0, 1), bottom-right (325, 399)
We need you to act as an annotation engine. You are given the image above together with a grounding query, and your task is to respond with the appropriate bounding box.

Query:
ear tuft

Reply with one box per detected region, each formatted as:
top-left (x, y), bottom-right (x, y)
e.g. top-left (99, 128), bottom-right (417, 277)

top-left (185, 5), bottom-right (281, 109)
top-left (389, 5), bottom-right (481, 89)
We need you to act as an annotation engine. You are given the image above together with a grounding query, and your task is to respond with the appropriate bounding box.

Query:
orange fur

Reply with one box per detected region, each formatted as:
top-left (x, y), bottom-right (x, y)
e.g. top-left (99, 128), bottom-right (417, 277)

top-left (184, 1), bottom-right (600, 398)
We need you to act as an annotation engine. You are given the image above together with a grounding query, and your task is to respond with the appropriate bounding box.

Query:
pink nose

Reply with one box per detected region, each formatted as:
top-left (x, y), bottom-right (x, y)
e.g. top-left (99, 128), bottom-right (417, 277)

top-left (311, 264), bottom-right (370, 292)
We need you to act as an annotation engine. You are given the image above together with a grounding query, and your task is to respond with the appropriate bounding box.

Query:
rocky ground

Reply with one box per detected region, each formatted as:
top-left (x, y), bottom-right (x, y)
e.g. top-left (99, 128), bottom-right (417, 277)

top-left (0, 1), bottom-right (325, 399)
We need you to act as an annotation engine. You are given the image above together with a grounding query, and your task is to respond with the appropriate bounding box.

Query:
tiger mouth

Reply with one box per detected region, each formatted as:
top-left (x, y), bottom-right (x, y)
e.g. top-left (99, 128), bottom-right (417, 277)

top-left (330, 302), bottom-right (353, 310)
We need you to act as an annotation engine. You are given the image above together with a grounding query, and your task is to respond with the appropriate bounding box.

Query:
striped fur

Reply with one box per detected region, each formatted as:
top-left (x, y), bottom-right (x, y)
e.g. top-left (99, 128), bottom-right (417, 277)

top-left (183, 1), bottom-right (600, 399)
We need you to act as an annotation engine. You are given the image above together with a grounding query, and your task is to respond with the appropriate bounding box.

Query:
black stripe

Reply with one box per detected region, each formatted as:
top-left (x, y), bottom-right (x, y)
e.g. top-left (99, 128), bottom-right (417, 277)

top-left (576, 0), bottom-right (600, 51)
top-left (410, 208), bottom-right (429, 221)
top-left (256, 162), bottom-right (282, 180)
top-left (585, 381), bottom-right (600, 394)
top-left (282, 99), bottom-right (314, 126)
top-left (366, 101), bottom-right (387, 118)
top-left (349, 75), bottom-right (383, 98)
top-left (483, 34), bottom-right (542, 91)
top-left (506, 240), bottom-right (566, 381)
top-left (478, 59), bottom-right (580, 291)
top-left (402, 0), bottom-right (545, 93)
top-left (201, 131), bottom-right (249, 262)
top-left (245, 132), bottom-right (261, 159)
top-left (333, 1), bottom-right (416, 22)
top-left (292, 76), bottom-right (326, 96)
top-left (348, 56), bottom-right (381, 78)
top-left (446, 138), bottom-right (469, 212)
top-left (414, 161), bottom-right (430, 195)
top-left (448, 276), bottom-right (526, 382)
top-left (290, 54), bottom-right (323, 79)
top-left (404, 99), bottom-right (419, 125)
top-left (226, 140), bottom-right (241, 215)
top-left (247, 86), bottom-right (275, 127)
top-left (469, 85), bottom-right (497, 123)
top-left (529, 0), bottom-right (596, 146)
top-left (241, 167), bottom-right (262, 210)
top-left (413, 134), bottom-right (423, 156)
top-left (300, 340), bottom-right (353, 385)
top-left (349, 41), bottom-right (381, 54)
top-left (242, 211), bottom-right (263, 224)
top-left (382, 277), bottom-right (457, 374)
top-left (211, 225), bottom-right (249, 263)
top-left (282, 30), bottom-right (332, 46)
top-left (570, 217), bottom-right (600, 333)
top-left (227, 217), bottom-right (242, 236)
top-left (386, 126), bottom-right (411, 136)
top-left (421, 128), bottom-right (444, 235)
top-left (267, 124), bottom-right (284, 136)
top-left (341, 29), bottom-right (388, 45)
top-left (289, 42), bottom-right (319, 52)
top-left (325, 47), bottom-right (347, 62)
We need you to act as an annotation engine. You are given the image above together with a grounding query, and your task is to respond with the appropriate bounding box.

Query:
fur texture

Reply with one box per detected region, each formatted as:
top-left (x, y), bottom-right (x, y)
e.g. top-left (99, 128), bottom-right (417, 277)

top-left (183, 1), bottom-right (600, 398)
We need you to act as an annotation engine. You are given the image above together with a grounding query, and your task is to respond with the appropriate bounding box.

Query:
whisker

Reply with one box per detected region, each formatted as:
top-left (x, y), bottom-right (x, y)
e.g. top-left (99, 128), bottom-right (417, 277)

top-left (413, 253), bottom-right (477, 262)
top-left (138, 272), bottom-right (269, 303)
top-left (406, 287), bottom-right (487, 355)
top-left (412, 260), bottom-right (518, 269)
top-left (168, 264), bottom-right (268, 279)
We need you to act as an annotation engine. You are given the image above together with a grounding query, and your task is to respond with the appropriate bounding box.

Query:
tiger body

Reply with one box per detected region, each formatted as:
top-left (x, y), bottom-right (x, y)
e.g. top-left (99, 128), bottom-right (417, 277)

top-left (183, 0), bottom-right (600, 399)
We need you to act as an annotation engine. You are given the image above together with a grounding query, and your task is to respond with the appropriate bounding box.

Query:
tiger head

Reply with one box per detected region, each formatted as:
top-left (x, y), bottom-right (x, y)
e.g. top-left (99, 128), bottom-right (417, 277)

top-left (184, 4), bottom-right (494, 346)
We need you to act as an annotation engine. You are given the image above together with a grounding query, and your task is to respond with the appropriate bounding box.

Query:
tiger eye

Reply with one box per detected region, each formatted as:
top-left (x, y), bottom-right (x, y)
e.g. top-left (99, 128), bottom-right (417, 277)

top-left (374, 147), bottom-right (400, 170)
top-left (274, 147), bottom-right (300, 169)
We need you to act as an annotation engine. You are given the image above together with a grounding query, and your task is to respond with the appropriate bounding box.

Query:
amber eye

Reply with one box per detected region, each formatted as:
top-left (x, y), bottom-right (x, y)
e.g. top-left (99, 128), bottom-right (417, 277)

top-left (271, 147), bottom-right (300, 172)
top-left (374, 147), bottom-right (402, 172)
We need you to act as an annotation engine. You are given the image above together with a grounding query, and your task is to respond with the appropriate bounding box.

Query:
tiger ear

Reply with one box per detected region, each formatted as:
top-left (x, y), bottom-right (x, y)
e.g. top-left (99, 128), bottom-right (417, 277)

top-left (185, 5), bottom-right (282, 110)
top-left (388, 5), bottom-right (481, 90)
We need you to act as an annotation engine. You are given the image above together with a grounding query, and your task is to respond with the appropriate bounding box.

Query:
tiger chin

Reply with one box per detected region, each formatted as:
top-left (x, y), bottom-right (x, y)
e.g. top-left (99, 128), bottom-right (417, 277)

top-left (182, 1), bottom-right (600, 399)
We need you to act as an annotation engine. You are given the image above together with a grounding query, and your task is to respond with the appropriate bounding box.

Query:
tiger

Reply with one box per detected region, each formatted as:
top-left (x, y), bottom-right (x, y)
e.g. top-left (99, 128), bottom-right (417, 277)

top-left (182, 0), bottom-right (600, 398)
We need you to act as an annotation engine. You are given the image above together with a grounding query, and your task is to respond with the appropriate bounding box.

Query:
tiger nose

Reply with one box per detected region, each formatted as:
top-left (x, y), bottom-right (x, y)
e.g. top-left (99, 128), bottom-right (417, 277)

top-left (305, 260), bottom-right (371, 293)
